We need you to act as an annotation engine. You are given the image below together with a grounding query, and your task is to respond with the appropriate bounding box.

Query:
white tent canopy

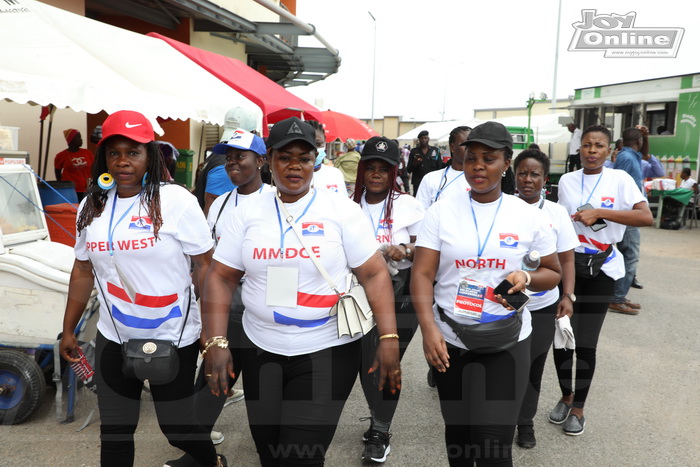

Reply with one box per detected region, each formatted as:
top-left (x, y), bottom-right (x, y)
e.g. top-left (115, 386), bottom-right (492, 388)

top-left (397, 114), bottom-right (572, 145)
top-left (0, 0), bottom-right (262, 134)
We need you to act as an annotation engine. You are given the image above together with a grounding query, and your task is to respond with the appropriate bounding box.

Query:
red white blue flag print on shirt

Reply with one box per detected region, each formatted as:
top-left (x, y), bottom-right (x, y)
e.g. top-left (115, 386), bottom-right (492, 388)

top-left (107, 282), bottom-right (181, 329)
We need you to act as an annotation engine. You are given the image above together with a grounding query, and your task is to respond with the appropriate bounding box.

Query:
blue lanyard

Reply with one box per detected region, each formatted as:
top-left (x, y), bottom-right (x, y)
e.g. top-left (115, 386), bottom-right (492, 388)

top-left (580, 171), bottom-right (604, 206)
top-left (274, 190), bottom-right (317, 257)
top-left (235, 183), bottom-right (264, 207)
top-left (108, 193), bottom-right (140, 257)
top-left (468, 193), bottom-right (503, 260)
top-left (366, 198), bottom-right (387, 238)
top-left (435, 167), bottom-right (462, 202)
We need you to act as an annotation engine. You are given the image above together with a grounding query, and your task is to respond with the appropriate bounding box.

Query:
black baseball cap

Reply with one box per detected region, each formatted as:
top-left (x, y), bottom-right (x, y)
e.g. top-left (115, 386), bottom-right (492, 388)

top-left (360, 136), bottom-right (400, 166)
top-left (461, 121), bottom-right (513, 149)
top-left (266, 116), bottom-right (317, 150)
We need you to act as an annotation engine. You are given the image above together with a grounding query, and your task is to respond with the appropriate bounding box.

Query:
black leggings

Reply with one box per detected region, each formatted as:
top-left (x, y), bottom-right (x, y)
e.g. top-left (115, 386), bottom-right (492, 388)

top-left (360, 268), bottom-right (418, 423)
top-left (553, 272), bottom-right (615, 408)
top-left (241, 332), bottom-right (361, 467)
top-left (518, 301), bottom-right (558, 426)
top-left (95, 332), bottom-right (216, 467)
top-left (435, 338), bottom-right (530, 467)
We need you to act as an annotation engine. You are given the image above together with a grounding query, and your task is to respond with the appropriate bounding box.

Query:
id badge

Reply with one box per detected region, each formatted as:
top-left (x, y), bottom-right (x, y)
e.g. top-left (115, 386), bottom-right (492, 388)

top-left (453, 277), bottom-right (487, 320)
top-left (453, 267), bottom-right (493, 321)
top-left (266, 266), bottom-right (298, 308)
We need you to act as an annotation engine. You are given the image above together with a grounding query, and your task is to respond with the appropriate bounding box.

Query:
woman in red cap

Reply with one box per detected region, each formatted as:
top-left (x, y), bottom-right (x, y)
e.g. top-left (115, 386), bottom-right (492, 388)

top-left (54, 128), bottom-right (94, 200)
top-left (60, 110), bottom-right (225, 467)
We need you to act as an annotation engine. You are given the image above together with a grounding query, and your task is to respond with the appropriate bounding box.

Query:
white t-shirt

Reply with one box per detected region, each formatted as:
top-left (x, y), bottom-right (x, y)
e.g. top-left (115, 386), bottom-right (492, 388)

top-left (416, 193), bottom-right (557, 350)
top-left (525, 198), bottom-right (580, 310)
top-left (557, 168), bottom-right (647, 280)
top-left (569, 128), bottom-right (582, 154)
top-left (213, 189), bottom-right (379, 356)
top-left (207, 184), bottom-right (275, 244)
top-left (74, 184), bottom-right (214, 347)
top-left (415, 165), bottom-right (471, 210)
top-left (360, 192), bottom-right (424, 270)
top-left (680, 177), bottom-right (697, 190)
top-left (313, 164), bottom-right (347, 194)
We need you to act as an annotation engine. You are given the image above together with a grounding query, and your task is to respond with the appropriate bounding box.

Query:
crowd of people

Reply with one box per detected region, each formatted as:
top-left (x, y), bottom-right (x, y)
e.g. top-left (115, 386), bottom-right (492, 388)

top-left (61, 110), bottom-right (660, 466)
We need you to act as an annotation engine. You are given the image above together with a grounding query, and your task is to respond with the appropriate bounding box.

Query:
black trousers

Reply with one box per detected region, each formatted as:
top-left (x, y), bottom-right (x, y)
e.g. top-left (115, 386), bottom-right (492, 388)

top-left (435, 338), bottom-right (529, 467)
top-left (517, 302), bottom-right (558, 427)
top-left (241, 333), bottom-right (361, 467)
top-left (95, 332), bottom-right (216, 467)
top-left (553, 272), bottom-right (615, 408)
top-left (360, 268), bottom-right (419, 423)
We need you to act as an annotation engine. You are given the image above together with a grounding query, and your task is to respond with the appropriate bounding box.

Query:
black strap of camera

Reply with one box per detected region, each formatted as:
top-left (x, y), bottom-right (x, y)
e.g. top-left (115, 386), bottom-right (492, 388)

top-left (91, 264), bottom-right (192, 347)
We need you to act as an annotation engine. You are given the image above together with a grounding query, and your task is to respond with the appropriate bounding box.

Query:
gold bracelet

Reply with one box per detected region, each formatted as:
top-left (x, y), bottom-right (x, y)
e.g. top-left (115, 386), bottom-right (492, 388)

top-left (205, 335), bottom-right (227, 346)
top-left (201, 337), bottom-right (229, 358)
top-left (379, 333), bottom-right (400, 340)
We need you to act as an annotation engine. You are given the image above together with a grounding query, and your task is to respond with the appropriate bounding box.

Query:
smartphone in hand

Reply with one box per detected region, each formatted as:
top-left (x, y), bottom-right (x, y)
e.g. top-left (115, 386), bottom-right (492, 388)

top-left (493, 279), bottom-right (530, 312)
top-left (577, 203), bottom-right (608, 231)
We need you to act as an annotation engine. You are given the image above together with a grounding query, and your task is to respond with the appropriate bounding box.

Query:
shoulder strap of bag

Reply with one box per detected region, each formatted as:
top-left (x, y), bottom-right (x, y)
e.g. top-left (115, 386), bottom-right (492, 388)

top-left (275, 192), bottom-right (341, 296)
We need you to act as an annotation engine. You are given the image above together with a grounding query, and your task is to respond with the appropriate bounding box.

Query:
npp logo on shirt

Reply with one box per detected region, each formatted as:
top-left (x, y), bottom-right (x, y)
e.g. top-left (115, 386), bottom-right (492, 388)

top-left (600, 197), bottom-right (615, 209)
top-left (499, 233), bottom-right (519, 249)
top-left (129, 216), bottom-right (152, 231)
top-left (302, 222), bottom-right (324, 236)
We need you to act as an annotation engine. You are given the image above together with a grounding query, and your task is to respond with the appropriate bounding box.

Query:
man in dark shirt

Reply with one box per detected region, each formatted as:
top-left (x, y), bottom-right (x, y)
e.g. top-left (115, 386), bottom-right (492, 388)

top-left (407, 130), bottom-right (442, 196)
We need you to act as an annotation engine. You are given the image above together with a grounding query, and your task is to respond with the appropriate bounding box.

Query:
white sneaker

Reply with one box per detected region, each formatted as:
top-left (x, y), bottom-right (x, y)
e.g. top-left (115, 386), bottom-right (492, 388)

top-left (210, 430), bottom-right (225, 445)
top-left (223, 388), bottom-right (245, 407)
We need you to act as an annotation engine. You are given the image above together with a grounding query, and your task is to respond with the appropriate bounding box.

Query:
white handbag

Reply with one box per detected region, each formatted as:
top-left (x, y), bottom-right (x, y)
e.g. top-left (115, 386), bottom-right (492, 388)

top-left (276, 193), bottom-right (376, 338)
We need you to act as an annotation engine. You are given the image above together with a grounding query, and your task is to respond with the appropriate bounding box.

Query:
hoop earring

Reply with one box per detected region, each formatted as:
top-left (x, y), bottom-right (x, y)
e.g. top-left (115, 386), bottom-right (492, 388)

top-left (97, 173), bottom-right (115, 190)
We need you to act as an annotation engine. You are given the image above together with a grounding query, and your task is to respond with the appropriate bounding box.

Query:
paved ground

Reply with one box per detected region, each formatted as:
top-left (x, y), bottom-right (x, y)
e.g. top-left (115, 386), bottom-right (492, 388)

top-left (2, 226), bottom-right (699, 466)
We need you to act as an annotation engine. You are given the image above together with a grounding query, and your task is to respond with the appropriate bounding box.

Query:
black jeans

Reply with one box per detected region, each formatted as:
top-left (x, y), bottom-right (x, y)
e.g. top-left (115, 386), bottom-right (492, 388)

top-left (435, 338), bottom-right (529, 467)
top-left (360, 268), bottom-right (418, 424)
top-left (517, 302), bottom-right (557, 427)
top-left (553, 271), bottom-right (615, 408)
top-left (241, 333), bottom-right (361, 466)
top-left (95, 332), bottom-right (215, 467)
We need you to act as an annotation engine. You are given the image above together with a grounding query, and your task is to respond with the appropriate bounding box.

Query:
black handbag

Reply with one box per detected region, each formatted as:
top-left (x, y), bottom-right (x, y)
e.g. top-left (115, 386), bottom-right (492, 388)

top-left (121, 339), bottom-right (180, 385)
top-left (437, 307), bottom-right (522, 354)
top-left (574, 245), bottom-right (613, 279)
top-left (118, 289), bottom-right (191, 385)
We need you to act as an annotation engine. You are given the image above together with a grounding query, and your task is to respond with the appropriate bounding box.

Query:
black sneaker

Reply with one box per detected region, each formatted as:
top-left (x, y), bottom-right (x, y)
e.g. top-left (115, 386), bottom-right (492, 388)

top-left (516, 425), bottom-right (536, 449)
top-left (362, 429), bottom-right (391, 463)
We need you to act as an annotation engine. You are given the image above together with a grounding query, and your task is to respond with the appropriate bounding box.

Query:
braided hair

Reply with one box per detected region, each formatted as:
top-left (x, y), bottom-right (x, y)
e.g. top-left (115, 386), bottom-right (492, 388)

top-left (352, 158), bottom-right (403, 237)
top-left (77, 139), bottom-right (169, 238)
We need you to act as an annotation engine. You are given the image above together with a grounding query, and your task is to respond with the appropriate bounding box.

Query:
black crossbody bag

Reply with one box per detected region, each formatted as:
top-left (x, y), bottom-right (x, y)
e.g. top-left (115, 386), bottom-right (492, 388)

top-left (437, 307), bottom-right (522, 354)
top-left (574, 245), bottom-right (613, 279)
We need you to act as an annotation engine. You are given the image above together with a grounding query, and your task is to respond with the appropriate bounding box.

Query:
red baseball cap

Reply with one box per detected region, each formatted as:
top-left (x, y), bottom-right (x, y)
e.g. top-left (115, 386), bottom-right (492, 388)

top-left (98, 110), bottom-right (154, 146)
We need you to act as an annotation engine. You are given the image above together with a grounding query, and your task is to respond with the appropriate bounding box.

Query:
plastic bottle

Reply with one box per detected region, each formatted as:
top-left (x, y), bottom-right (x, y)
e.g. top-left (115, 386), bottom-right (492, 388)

top-left (522, 250), bottom-right (540, 271)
